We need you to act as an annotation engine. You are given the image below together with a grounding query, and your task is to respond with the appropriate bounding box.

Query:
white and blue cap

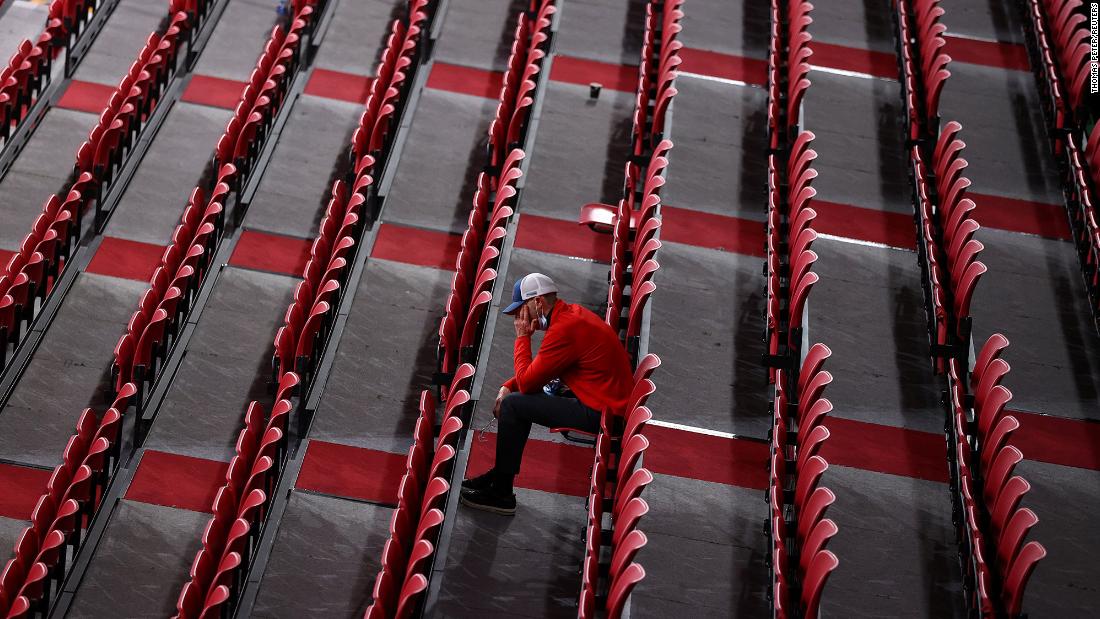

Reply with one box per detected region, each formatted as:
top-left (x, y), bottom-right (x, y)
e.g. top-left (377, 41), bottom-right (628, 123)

top-left (502, 273), bottom-right (558, 314)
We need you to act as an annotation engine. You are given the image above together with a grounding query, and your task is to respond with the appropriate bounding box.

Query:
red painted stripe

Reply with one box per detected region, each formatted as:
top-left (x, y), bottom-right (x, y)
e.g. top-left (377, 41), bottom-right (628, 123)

top-left (662, 206), bottom-right (765, 256)
top-left (0, 463), bottom-right (52, 520)
top-left (550, 55), bottom-right (636, 93)
top-left (971, 192), bottom-right (1070, 240)
top-left (822, 417), bottom-right (948, 483)
top-left (126, 450), bottom-right (228, 513)
top-left (809, 42), bottom-right (897, 79)
top-left (467, 433), bottom-right (591, 497)
top-left (426, 62), bottom-right (503, 99)
top-left (296, 441), bottom-right (406, 504)
top-left (371, 223), bottom-right (461, 270)
top-left (182, 74), bottom-right (246, 110)
top-left (514, 214), bottom-right (611, 262)
top-left (646, 425), bottom-right (769, 489)
top-left (944, 35), bottom-right (1029, 71)
top-left (680, 47), bottom-right (767, 85)
top-left (57, 80), bottom-right (116, 114)
top-left (86, 236), bottom-right (165, 282)
top-left (229, 230), bottom-right (312, 277)
top-left (306, 68), bottom-right (373, 103)
top-left (1011, 410), bottom-right (1100, 471)
top-left (813, 199), bottom-right (914, 249)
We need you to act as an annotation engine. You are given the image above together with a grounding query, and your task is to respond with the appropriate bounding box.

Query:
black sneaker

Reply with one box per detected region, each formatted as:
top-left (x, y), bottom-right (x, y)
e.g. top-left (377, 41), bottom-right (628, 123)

top-left (459, 488), bottom-right (517, 516)
top-left (461, 469), bottom-right (496, 492)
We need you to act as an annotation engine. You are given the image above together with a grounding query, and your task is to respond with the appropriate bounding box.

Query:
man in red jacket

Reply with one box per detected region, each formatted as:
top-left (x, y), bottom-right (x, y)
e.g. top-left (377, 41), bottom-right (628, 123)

top-left (460, 273), bottom-right (634, 515)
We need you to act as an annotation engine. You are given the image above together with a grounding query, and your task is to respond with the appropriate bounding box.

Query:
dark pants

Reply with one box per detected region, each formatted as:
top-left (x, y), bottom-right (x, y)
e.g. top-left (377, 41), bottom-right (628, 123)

top-left (496, 392), bottom-right (601, 475)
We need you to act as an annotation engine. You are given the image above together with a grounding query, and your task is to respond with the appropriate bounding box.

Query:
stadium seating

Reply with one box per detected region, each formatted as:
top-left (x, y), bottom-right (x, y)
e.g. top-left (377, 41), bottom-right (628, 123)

top-left (941, 335), bottom-right (1048, 617)
top-left (272, 0), bottom-right (432, 412)
top-left (1020, 0), bottom-right (1100, 325)
top-left (114, 0), bottom-right (318, 416)
top-left (363, 384), bottom-right (468, 618)
top-left (1021, 0), bottom-right (1092, 130)
top-left (574, 358), bottom-right (658, 619)
top-left (174, 2), bottom-right (441, 615)
top-left (892, 1), bottom-right (1047, 614)
top-left (435, 0), bottom-right (554, 384)
top-left (0, 0), bottom-right (221, 373)
top-left (0, 3), bottom-right (321, 615)
top-left (760, 2), bottom-right (843, 616)
top-left (368, 0), bottom-right (675, 613)
top-left (173, 395), bottom-right (295, 618)
top-left (362, 2), bottom-right (555, 615)
top-left (578, 0), bottom-right (681, 360)
top-left (0, 0), bottom-right (112, 149)
top-left (568, 1), bottom-right (684, 615)
top-left (763, 0), bottom-right (820, 388)
top-left (0, 0), bottom-right (1081, 615)
top-left (0, 383), bottom-right (135, 617)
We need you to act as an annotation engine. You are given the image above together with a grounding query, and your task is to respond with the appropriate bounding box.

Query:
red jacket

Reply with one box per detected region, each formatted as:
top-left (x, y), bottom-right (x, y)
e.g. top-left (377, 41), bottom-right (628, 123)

top-left (503, 299), bottom-right (634, 416)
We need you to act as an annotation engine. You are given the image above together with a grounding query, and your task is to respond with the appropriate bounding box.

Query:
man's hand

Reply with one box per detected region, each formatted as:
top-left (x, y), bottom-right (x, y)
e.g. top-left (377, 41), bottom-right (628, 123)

top-left (493, 386), bottom-right (511, 418)
top-left (514, 304), bottom-right (537, 338)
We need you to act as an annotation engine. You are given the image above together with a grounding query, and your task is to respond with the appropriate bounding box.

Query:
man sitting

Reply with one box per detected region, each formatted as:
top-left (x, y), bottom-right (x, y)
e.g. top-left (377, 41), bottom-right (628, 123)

top-left (460, 273), bottom-right (634, 515)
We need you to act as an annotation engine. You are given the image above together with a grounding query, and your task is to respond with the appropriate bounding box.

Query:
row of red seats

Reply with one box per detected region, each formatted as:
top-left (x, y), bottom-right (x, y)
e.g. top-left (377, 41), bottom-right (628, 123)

top-left (764, 2), bottom-right (839, 615)
top-left (895, 0), bottom-right (986, 369)
top-left (437, 0), bottom-right (554, 382)
top-left (1019, 0), bottom-right (1100, 331)
top-left (0, 2), bottom-right (203, 373)
top-left (910, 122), bottom-right (985, 373)
top-left (945, 338), bottom-right (1046, 617)
top-left (486, 0), bottom-right (553, 173)
top-left (274, 0), bottom-right (432, 407)
top-left (568, 2), bottom-right (684, 613)
top-left (437, 150), bottom-right (525, 381)
top-left (172, 2), bottom-right (435, 615)
top-left (174, 375), bottom-right (298, 618)
top-left (0, 0), bottom-right (101, 147)
top-left (1063, 132), bottom-right (1100, 308)
top-left (579, 0), bottom-right (681, 361)
top-left (768, 344), bottom-right (837, 619)
top-left (1, 38), bottom-right (54, 145)
top-left (113, 2), bottom-right (318, 414)
top-left (349, 8), bottom-right (423, 176)
top-left (357, 4), bottom-right (546, 613)
top-left (893, 3), bottom-right (1048, 616)
top-left (895, 0), bottom-right (951, 141)
top-left (764, 130), bottom-right (818, 384)
top-left (896, 1), bottom-right (988, 375)
top-left (630, 0), bottom-right (680, 159)
top-left (364, 371), bottom-right (472, 618)
top-left (272, 177), bottom-right (364, 389)
top-left (0, 381), bottom-right (136, 617)
top-left (570, 1), bottom-right (685, 613)
top-left (573, 357), bottom-right (658, 618)
top-left (604, 141), bottom-right (669, 360)
top-left (1023, 0), bottom-right (1093, 131)
top-left (0, 2), bottom-right (226, 615)
top-left (45, 0), bottom-right (99, 59)
top-left (764, 0), bottom-right (818, 386)
top-left (213, 14), bottom-right (316, 180)
top-left (78, 10), bottom-right (192, 223)
top-left (766, 0), bottom-right (811, 152)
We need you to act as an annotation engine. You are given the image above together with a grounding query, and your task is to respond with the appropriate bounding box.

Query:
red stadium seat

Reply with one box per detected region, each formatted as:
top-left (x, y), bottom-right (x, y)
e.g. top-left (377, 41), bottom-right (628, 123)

top-left (1002, 542), bottom-right (1045, 616)
top-left (801, 550), bottom-right (838, 619)
top-left (605, 563), bottom-right (644, 619)
top-left (394, 574), bottom-right (428, 619)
